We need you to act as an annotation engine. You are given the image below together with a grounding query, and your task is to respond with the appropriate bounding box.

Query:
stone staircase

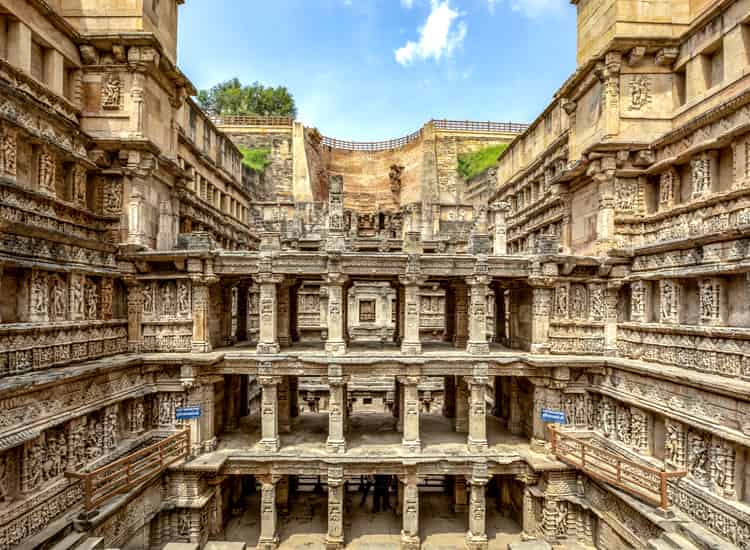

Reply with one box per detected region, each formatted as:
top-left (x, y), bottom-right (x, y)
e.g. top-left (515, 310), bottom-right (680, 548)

top-left (647, 509), bottom-right (738, 550)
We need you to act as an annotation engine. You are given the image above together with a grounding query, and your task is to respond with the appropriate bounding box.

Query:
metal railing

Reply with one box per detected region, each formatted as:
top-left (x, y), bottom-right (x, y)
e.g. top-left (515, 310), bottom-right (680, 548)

top-left (211, 115), bottom-right (293, 127)
top-left (432, 119), bottom-right (529, 134)
top-left (66, 428), bottom-right (190, 511)
top-left (320, 129), bottom-right (423, 151)
top-left (549, 426), bottom-right (686, 510)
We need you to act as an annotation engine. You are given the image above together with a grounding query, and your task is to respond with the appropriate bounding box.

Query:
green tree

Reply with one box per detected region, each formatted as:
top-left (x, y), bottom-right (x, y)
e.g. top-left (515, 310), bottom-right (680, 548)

top-left (197, 79), bottom-right (297, 118)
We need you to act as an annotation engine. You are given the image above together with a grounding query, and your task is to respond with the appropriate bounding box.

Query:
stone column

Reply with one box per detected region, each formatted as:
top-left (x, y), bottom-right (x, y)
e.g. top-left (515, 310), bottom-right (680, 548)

top-left (593, 156), bottom-right (617, 255)
top-left (468, 376), bottom-right (488, 452)
top-left (191, 272), bottom-right (216, 353)
top-left (236, 283), bottom-right (249, 341)
top-left (326, 365), bottom-right (347, 453)
top-left (443, 375), bottom-right (456, 419)
top-left (277, 280), bottom-right (292, 347)
top-left (529, 284), bottom-right (552, 354)
top-left (401, 376), bottom-right (421, 452)
top-left (455, 376), bottom-right (469, 433)
top-left (255, 274), bottom-right (283, 353)
top-left (531, 384), bottom-right (549, 450)
top-left (326, 466), bottom-right (345, 549)
top-left (258, 476), bottom-right (279, 549)
top-left (400, 275), bottom-right (425, 354)
top-left (198, 378), bottom-right (219, 453)
top-left (453, 282), bottom-right (469, 348)
top-left (225, 375), bottom-right (239, 432)
top-left (259, 376), bottom-right (280, 452)
top-left (490, 201), bottom-right (510, 255)
top-left (521, 476), bottom-right (540, 540)
top-left (508, 377), bottom-right (523, 436)
top-left (324, 273), bottom-right (348, 355)
top-left (400, 475), bottom-right (420, 550)
top-left (125, 278), bottom-right (143, 352)
top-left (278, 376), bottom-right (291, 434)
top-left (466, 474), bottom-right (489, 550)
top-left (467, 275), bottom-right (491, 354)
top-left (603, 283), bottom-right (620, 355)
top-left (396, 380), bottom-right (405, 433)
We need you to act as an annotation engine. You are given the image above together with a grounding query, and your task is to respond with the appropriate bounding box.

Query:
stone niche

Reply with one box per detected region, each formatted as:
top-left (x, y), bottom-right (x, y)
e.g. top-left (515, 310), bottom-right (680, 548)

top-left (347, 281), bottom-right (395, 344)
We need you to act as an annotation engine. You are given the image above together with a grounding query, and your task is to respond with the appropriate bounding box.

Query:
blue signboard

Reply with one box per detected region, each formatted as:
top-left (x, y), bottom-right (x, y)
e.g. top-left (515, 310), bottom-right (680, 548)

top-left (541, 408), bottom-right (566, 424)
top-left (175, 405), bottom-right (201, 420)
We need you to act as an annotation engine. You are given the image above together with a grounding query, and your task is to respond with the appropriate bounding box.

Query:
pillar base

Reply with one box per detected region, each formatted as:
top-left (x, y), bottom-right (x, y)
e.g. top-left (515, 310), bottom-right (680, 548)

top-left (400, 532), bottom-right (420, 550)
top-left (401, 342), bottom-right (421, 355)
top-left (325, 340), bottom-right (347, 355)
top-left (191, 342), bottom-right (210, 353)
top-left (325, 536), bottom-right (345, 549)
top-left (402, 439), bottom-right (421, 453)
top-left (278, 336), bottom-right (292, 347)
top-left (128, 342), bottom-right (142, 353)
top-left (257, 342), bottom-right (281, 354)
top-left (466, 532), bottom-right (488, 550)
top-left (468, 438), bottom-right (488, 453)
top-left (530, 438), bottom-right (547, 453)
top-left (455, 421), bottom-right (468, 433)
top-left (202, 437), bottom-right (217, 452)
top-left (258, 535), bottom-right (279, 550)
top-left (326, 438), bottom-right (346, 453)
top-left (467, 342), bottom-right (490, 355)
top-left (260, 438), bottom-right (280, 452)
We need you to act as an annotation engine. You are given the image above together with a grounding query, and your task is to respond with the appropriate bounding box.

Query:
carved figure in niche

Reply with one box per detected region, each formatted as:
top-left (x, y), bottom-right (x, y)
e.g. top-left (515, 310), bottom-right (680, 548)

top-left (162, 282), bottom-right (176, 316)
top-left (44, 432), bottom-right (67, 481)
top-left (660, 170), bottom-right (676, 207)
top-left (615, 407), bottom-right (632, 445)
top-left (600, 400), bottom-right (614, 436)
top-left (665, 423), bottom-right (680, 463)
top-left (68, 423), bottom-right (86, 468)
top-left (689, 434), bottom-right (709, 483)
top-left (177, 280), bottom-right (190, 314)
top-left (38, 149), bottom-right (55, 193)
top-left (70, 275), bottom-right (84, 317)
top-left (628, 75), bottom-right (652, 110)
top-left (691, 158), bottom-right (711, 196)
top-left (0, 455), bottom-right (9, 503)
top-left (101, 73), bottom-right (122, 110)
top-left (51, 277), bottom-right (66, 320)
top-left (23, 438), bottom-right (44, 492)
top-left (84, 279), bottom-right (98, 320)
top-left (570, 285), bottom-right (587, 319)
top-left (389, 164), bottom-right (404, 199)
top-left (73, 165), bottom-right (87, 205)
top-left (31, 272), bottom-right (48, 315)
top-left (159, 396), bottom-right (173, 425)
top-left (103, 180), bottom-right (123, 213)
top-left (1, 130), bottom-right (17, 176)
top-left (130, 401), bottom-right (145, 432)
top-left (87, 420), bottom-right (102, 460)
top-left (143, 282), bottom-right (155, 314)
top-left (103, 408), bottom-right (118, 450)
top-left (178, 512), bottom-right (190, 537)
top-left (555, 501), bottom-right (568, 536)
top-left (555, 286), bottom-right (568, 318)
top-left (100, 279), bottom-right (113, 319)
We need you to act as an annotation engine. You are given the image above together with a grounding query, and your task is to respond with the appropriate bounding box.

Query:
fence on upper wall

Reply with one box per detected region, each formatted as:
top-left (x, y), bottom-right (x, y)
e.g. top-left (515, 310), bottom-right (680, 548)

top-left (212, 116), bottom-right (530, 152)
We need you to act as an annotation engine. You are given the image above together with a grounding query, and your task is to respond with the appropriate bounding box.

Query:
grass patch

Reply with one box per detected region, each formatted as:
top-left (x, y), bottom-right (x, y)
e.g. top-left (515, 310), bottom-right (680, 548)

top-left (238, 146), bottom-right (272, 173)
top-left (457, 143), bottom-right (508, 180)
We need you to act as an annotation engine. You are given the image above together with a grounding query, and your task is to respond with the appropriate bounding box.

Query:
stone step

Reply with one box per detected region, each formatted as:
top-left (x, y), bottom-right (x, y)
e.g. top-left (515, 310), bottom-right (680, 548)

top-left (72, 537), bottom-right (104, 550)
top-left (662, 532), bottom-right (700, 550)
top-left (47, 532), bottom-right (89, 550)
top-left (678, 521), bottom-right (738, 550)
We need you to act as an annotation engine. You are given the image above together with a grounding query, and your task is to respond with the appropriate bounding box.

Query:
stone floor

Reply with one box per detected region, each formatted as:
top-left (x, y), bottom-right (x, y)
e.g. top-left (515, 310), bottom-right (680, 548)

top-left (222, 492), bottom-right (522, 549)
top-left (202, 413), bottom-right (557, 467)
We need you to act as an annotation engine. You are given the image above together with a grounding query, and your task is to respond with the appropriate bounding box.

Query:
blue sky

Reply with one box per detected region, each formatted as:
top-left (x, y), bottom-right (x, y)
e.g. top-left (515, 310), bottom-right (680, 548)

top-left (177, 0), bottom-right (576, 141)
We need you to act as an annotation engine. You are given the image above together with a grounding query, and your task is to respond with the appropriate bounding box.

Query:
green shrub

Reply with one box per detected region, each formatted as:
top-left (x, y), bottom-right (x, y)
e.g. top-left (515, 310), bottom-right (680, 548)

top-left (457, 144), bottom-right (509, 180)
top-left (239, 146), bottom-right (272, 173)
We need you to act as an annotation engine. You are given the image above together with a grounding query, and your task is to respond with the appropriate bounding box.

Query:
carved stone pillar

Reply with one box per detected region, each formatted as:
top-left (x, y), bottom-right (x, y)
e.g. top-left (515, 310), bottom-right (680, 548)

top-left (400, 274), bottom-right (425, 354)
top-left (125, 278), bottom-right (143, 352)
top-left (466, 473), bottom-right (489, 550)
top-left (530, 285), bottom-right (552, 354)
top-left (326, 366), bottom-right (347, 453)
top-left (522, 485), bottom-right (538, 539)
top-left (455, 376), bottom-right (469, 433)
top-left (467, 275), bottom-right (490, 354)
top-left (278, 376), bottom-right (291, 434)
top-left (401, 376), bottom-right (421, 452)
top-left (532, 384), bottom-right (551, 448)
top-left (452, 281), bottom-right (469, 348)
top-left (468, 376), bottom-right (488, 452)
top-left (191, 275), bottom-right (215, 353)
top-left (508, 377), bottom-right (523, 436)
top-left (699, 277), bottom-right (726, 326)
top-left (326, 467), bottom-right (345, 549)
top-left (593, 156), bottom-right (617, 254)
top-left (490, 201), bottom-right (510, 255)
top-left (324, 273), bottom-right (348, 355)
top-left (236, 283), bottom-right (249, 342)
top-left (258, 476), bottom-right (279, 549)
top-left (255, 274), bottom-right (283, 354)
top-left (400, 475), bottom-right (420, 549)
top-left (277, 280), bottom-right (292, 347)
top-left (443, 375), bottom-right (456, 419)
top-left (603, 283), bottom-right (619, 355)
top-left (259, 376), bottom-right (280, 452)
top-left (220, 284), bottom-right (235, 346)
top-left (197, 379), bottom-right (218, 453)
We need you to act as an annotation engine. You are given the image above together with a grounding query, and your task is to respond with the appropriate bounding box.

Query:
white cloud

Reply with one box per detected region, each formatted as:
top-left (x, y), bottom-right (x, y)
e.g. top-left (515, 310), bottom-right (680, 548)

top-left (507, 0), bottom-right (566, 18)
top-left (395, 1), bottom-right (467, 66)
top-left (401, 0), bottom-right (416, 8)
top-left (487, 0), bottom-right (497, 14)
